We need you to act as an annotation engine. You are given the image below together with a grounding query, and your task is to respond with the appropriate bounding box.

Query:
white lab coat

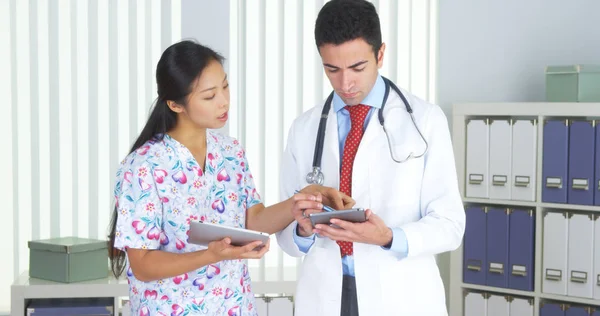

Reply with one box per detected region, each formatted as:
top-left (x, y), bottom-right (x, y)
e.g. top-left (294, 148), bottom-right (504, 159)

top-left (275, 87), bottom-right (465, 316)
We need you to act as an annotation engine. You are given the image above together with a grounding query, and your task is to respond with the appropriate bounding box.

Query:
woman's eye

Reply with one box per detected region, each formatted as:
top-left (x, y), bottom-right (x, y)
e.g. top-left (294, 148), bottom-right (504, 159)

top-left (204, 95), bottom-right (215, 100)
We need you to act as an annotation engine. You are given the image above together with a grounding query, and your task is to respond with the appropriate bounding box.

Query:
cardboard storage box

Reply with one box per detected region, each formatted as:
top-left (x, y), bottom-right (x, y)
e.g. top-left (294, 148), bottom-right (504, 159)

top-left (28, 236), bottom-right (109, 283)
top-left (545, 64), bottom-right (600, 102)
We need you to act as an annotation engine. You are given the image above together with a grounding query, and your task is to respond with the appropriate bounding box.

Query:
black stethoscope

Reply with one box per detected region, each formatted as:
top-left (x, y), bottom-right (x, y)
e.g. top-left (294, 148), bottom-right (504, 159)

top-left (306, 76), bottom-right (429, 185)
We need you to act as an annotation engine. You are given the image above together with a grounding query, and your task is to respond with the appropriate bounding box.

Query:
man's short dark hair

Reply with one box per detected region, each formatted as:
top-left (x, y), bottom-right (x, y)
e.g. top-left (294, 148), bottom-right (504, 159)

top-left (314, 0), bottom-right (382, 57)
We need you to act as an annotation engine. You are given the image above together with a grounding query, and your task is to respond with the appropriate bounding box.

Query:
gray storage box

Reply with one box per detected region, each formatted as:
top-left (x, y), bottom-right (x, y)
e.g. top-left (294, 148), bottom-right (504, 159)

top-left (545, 65), bottom-right (600, 102)
top-left (28, 237), bottom-right (109, 283)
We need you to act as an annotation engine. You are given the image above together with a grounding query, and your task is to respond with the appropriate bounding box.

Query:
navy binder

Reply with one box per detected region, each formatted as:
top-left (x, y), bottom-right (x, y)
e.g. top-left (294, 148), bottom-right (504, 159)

top-left (567, 120), bottom-right (595, 205)
top-left (508, 209), bottom-right (535, 291)
top-left (542, 120), bottom-right (569, 203)
top-left (540, 303), bottom-right (565, 316)
top-left (463, 206), bottom-right (487, 285)
top-left (486, 207), bottom-right (509, 288)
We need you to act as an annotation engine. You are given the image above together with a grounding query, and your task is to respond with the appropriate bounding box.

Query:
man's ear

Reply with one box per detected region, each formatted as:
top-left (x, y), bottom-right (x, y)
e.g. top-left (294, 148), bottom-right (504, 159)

top-left (167, 100), bottom-right (184, 113)
top-left (377, 42), bottom-right (386, 68)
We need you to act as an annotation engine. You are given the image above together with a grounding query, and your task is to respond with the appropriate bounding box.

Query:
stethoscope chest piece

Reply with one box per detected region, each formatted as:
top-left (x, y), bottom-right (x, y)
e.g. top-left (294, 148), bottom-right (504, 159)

top-left (306, 167), bottom-right (324, 185)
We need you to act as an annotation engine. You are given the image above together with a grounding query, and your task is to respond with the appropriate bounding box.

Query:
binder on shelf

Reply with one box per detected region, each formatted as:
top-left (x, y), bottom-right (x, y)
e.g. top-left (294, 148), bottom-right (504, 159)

top-left (539, 303), bottom-right (565, 316)
top-left (595, 121), bottom-right (600, 206)
top-left (542, 212), bottom-right (569, 296)
top-left (463, 206), bottom-right (487, 285)
top-left (254, 296), bottom-right (269, 316)
top-left (567, 213), bottom-right (594, 298)
top-left (464, 291), bottom-right (487, 316)
top-left (511, 119), bottom-right (537, 202)
top-left (509, 297), bottom-right (533, 316)
top-left (542, 120), bottom-right (570, 204)
top-left (594, 215), bottom-right (600, 300)
top-left (489, 119), bottom-right (512, 200)
top-left (466, 119), bottom-right (490, 199)
top-left (267, 296), bottom-right (294, 316)
top-left (486, 208), bottom-right (510, 288)
top-left (565, 306), bottom-right (591, 316)
top-left (567, 120), bottom-right (596, 205)
top-left (508, 209), bottom-right (535, 291)
top-left (487, 295), bottom-right (509, 316)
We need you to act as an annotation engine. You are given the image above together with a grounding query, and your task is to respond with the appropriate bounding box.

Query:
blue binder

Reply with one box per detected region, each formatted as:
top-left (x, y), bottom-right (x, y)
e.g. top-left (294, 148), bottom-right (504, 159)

top-left (508, 209), bottom-right (535, 291)
top-left (486, 207), bottom-right (509, 288)
top-left (565, 306), bottom-right (590, 316)
top-left (595, 121), bottom-right (600, 206)
top-left (540, 303), bottom-right (565, 316)
top-left (26, 298), bottom-right (113, 315)
top-left (568, 120), bottom-right (596, 205)
top-left (463, 206), bottom-right (487, 285)
top-left (542, 120), bottom-right (569, 203)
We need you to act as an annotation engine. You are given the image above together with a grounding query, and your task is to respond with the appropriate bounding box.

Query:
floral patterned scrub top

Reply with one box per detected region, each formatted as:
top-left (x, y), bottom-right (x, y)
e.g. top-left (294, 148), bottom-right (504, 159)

top-left (113, 131), bottom-right (262, 316)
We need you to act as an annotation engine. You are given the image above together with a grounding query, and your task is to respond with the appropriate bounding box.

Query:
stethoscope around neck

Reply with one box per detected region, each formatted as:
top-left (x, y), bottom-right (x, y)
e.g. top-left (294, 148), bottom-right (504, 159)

top-left (306, 76), bottom-right (429, 186)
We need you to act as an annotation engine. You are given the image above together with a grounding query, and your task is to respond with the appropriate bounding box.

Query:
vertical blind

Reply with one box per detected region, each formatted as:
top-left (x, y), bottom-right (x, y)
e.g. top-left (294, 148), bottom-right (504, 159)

top-left (1, 0), bottom-right (181, 311)
top-left (228, 0), bottom-right (438, 283)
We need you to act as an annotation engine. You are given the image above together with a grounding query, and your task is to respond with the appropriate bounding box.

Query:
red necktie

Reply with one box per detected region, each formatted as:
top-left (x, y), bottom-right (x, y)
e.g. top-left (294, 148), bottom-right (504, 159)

top-left (337, 104), bottom-right (370, 257)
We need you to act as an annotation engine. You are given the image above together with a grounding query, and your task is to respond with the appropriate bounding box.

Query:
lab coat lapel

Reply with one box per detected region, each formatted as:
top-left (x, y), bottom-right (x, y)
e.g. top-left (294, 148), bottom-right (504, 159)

top-left (351, 112), bottom-right (382, 203)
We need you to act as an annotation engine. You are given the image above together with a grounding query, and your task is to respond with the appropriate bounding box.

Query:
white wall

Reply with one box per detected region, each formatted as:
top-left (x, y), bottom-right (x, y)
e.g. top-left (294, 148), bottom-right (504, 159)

top-left (436, 0), bottom-right (600, 309)
top-left (438, 0), bottom-right (600, 115)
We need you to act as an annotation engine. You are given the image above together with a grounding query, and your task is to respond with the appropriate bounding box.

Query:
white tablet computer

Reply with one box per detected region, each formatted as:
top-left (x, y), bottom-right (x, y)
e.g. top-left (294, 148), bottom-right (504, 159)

top-left (309, 208), bottom-right (367, 227)
top-left (188, 221), bottom-right (270, 247)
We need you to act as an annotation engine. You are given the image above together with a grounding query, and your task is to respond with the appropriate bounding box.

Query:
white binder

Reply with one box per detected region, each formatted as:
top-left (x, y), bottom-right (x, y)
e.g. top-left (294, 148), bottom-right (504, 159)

top-left (254, 296), bottom-right (269, 316)
top-left (489, 119), bottom-right (512, 200)
top-left (543, 211), bottom-right (569, 295)
top-left (464, 291), bottom-right (487, 316)
top-left (594, 215), bottom-right (600, 300)
top-left (268, 296), bottom-right (294, 316)
top-left (486, 295), bottom-right (509, 316)
top-left (511, 119), bottom-right (537, 201)
top-left (509, 297), bottom-right (533, 316)
top-left (568, 213), bottom-right (594, 298)
top-left (466, 119), bottom-right (490, 198)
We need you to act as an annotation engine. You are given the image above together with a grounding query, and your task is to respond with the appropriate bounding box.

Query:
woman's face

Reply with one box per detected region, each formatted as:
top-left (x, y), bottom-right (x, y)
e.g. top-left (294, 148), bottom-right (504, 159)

top-left (170, 59), bottom-right (230, 130)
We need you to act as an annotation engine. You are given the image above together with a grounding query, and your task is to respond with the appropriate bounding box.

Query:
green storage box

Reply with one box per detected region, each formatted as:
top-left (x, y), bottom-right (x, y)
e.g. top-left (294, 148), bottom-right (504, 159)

top-left (545, 64), bottom-right (600, 102)
top-left (28, 237), bottom-right (109, 283)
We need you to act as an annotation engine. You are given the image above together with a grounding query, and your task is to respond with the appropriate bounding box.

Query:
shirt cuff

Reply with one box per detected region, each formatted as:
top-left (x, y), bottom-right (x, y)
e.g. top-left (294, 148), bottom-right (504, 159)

top-left (293, 222), bottom-right (316, 254)
top-left (382, 227), bottom-right (409, 259)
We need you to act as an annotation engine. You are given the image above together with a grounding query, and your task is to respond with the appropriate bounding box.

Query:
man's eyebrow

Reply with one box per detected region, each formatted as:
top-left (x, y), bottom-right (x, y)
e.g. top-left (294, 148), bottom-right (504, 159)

top-left (349, 60), bottom-right (368, 68)
top-left (323, 60), bottom-right (368, 69)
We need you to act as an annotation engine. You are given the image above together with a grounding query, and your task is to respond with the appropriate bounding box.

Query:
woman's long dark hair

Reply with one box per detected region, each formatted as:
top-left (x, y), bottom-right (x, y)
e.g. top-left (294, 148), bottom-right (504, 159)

top-left (108, 40), bottom-right (224, 278)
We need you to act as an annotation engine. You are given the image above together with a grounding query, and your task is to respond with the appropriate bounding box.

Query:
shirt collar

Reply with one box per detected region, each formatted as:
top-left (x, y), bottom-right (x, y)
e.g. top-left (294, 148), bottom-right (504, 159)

top-left (332, 74), bottom-right (385, 113)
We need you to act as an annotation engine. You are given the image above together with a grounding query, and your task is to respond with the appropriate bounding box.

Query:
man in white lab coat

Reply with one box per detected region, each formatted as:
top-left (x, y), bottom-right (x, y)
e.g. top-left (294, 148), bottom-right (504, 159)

top-left (275, 0), bottom-right (466, 315)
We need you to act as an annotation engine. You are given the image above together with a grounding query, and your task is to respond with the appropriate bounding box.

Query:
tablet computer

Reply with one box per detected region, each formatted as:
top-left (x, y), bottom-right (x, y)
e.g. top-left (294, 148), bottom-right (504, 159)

top-left (309, 208), bottom-right (367, 227)
top-left (188, 221), bottom-right (270, 247)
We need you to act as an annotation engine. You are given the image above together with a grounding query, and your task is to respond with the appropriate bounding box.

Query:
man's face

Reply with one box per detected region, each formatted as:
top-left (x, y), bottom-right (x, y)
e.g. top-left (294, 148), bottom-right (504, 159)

top-left (319, 38), bottom-right (385, 106)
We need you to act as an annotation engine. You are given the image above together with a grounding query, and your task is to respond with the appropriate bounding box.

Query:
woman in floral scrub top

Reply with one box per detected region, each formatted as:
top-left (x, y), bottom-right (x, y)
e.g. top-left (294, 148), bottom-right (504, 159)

top-left (107, 41), bottom-right (326, 316)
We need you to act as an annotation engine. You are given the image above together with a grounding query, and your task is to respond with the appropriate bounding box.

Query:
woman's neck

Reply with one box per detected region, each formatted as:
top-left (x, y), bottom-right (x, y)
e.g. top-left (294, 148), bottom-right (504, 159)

top-left (167, 125), bottom-right (207, 152)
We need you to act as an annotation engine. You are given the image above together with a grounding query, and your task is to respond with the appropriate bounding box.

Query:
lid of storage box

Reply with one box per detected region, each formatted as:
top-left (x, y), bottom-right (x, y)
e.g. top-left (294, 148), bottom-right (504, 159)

top-left (545, 65), bottom-right (578, 74)
top-left (28, 237), bottom-right (108, 253)
top-left (578, 64), bottom-right (600, 73)
top-left (546, 64), bottom-right (600, 74)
